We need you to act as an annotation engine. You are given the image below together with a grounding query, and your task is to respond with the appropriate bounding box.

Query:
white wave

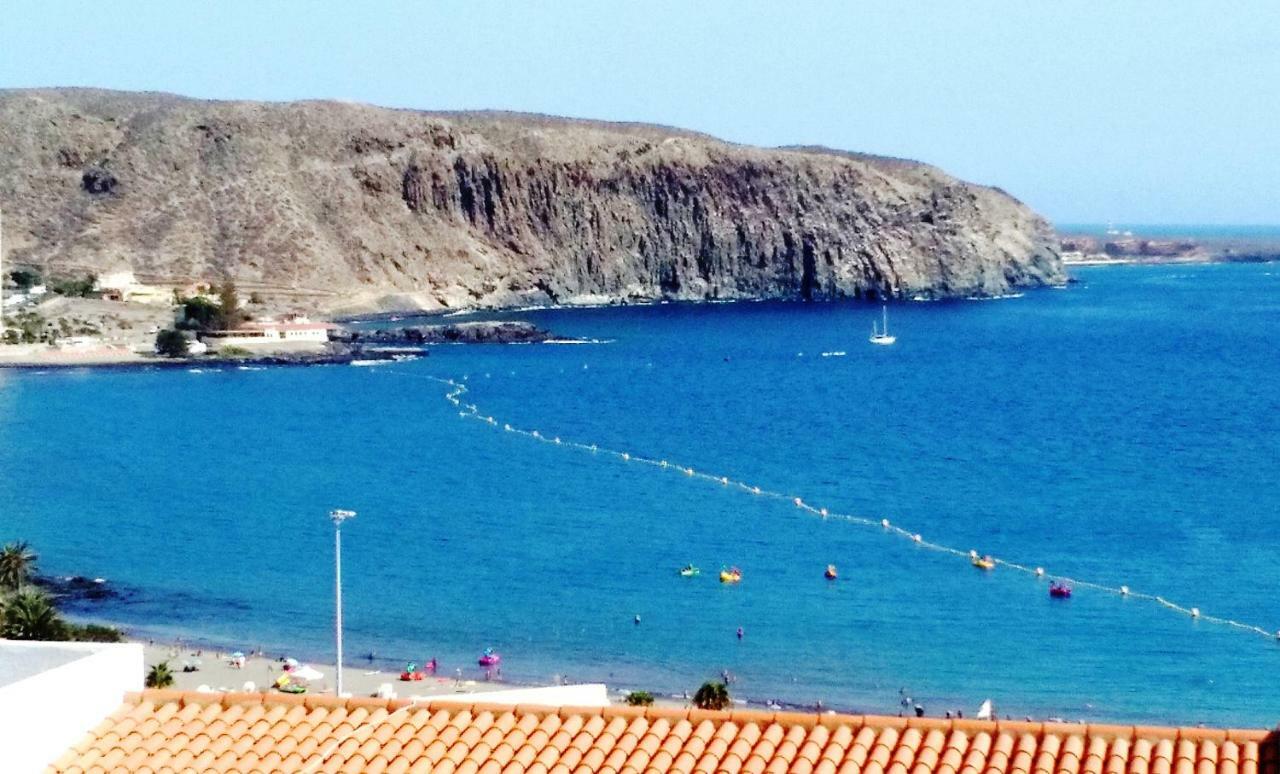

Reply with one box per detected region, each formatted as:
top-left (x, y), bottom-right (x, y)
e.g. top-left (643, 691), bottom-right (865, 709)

top-left (965, 292), bottom-right (1025, 301)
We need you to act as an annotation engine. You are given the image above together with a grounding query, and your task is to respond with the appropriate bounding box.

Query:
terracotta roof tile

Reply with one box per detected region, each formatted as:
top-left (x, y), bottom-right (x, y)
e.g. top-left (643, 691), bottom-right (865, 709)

top-left (44, 691), bottom-right (1280, 774)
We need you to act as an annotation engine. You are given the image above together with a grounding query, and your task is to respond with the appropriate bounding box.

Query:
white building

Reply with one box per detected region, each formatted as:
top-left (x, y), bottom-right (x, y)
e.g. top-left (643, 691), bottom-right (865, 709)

top-left (202, 320), bottom-right (335, 350)
top-left (0, 640), bottom-right (143, 773)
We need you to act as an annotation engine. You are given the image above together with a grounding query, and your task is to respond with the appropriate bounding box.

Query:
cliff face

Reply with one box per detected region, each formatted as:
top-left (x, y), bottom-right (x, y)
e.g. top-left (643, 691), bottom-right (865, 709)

top-left (0, 89), bottom-right (1063, 312)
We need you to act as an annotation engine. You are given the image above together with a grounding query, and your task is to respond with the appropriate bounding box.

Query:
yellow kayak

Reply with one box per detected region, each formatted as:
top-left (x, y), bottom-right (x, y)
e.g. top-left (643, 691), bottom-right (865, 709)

top-left (719, 568), bottom-right (742, 583)
top-left (971, 555), bottom-right (995, 571)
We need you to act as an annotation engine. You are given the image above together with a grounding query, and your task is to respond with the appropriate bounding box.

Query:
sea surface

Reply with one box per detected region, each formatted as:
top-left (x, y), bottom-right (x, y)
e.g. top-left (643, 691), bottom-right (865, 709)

top-left (2, 262), bottom-right (1279, 726)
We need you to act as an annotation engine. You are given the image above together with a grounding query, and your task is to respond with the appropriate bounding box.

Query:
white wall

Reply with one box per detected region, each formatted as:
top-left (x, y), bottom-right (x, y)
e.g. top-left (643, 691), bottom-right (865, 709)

top-left (0, 641), bottom-right (142, 774)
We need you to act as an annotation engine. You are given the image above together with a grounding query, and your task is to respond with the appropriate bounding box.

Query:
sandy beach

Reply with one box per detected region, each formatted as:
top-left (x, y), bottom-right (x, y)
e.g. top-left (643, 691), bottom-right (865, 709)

top-left (141, 643), bottom-right (546, 701)
top-left (137, 641), bottom-right (705, 710)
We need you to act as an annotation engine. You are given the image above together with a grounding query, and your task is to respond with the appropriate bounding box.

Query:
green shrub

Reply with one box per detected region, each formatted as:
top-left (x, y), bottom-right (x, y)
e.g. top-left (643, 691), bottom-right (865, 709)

top-left (624, 691), bottom-right (655, 707)
top-left (49, 274), bottom-right (97, 298)
top-left (9, 268), bottom-right (41, 290)
top-left (176, 282), bottom-right (246, 331)
top-left (68, 623), bottom-right (124, 642)
top-left (154, 329), bottom-right (189, 358)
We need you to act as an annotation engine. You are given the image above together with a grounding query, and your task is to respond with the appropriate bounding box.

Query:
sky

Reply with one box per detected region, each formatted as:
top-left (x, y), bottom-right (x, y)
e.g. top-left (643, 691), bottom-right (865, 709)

top-left (1, 1), bottom-right (1277, 225)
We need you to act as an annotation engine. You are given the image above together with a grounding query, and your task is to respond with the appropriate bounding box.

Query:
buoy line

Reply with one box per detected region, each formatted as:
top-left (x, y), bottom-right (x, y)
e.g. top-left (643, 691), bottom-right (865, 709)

top-left (382, 369), bottom-right (1280, 645)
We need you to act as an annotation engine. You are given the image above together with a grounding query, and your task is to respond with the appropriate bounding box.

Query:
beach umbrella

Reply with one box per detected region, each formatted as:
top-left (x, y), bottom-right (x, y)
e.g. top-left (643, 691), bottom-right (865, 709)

top-left (292, 665), bottom-right (324, 681)
top-left (283, 657), bottom-right (300, 670)
top-left (976, 699), bottom-right (993, 720)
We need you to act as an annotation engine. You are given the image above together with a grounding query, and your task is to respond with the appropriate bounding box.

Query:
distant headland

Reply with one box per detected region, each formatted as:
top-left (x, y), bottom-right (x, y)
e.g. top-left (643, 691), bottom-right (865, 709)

top-left (0, 88), bottom-right (1062, 318)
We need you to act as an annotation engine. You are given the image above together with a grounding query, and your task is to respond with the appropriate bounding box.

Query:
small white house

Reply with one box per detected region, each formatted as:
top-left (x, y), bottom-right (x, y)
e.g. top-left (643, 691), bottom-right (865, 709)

top-left (95, 270), bottom-right (138, 293)
top-left (202, 320), bottom-right (335, 350)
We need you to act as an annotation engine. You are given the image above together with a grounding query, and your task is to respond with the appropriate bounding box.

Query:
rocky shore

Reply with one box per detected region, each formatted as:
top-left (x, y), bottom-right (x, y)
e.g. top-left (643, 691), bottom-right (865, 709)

top-left (0, 320), bottom-right (564, 370)
top-left (332, 320), bottom-right (551, 346)
top-left (0, 342), bottom-right (403, 370)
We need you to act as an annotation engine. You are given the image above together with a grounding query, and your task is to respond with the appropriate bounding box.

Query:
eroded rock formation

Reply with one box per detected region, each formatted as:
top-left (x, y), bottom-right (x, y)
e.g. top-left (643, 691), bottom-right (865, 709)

top-left (0, 89), bottom-right (1063, 313)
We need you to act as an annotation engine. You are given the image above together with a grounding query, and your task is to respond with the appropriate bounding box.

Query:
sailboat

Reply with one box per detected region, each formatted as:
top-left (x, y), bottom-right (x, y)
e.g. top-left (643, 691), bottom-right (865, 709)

top-left (869, 305), bottom-right (896, 345)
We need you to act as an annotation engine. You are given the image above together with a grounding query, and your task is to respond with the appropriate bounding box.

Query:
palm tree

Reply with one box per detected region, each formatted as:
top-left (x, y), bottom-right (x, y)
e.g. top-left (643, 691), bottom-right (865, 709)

top-left (693, 681), bottom-right (731, 711)
top-left (1, 588), bottom-right (66, 640)
top-left (145, 661), bottom-right (175, 689)
top-left (0, 541), bottom-right (37, 590)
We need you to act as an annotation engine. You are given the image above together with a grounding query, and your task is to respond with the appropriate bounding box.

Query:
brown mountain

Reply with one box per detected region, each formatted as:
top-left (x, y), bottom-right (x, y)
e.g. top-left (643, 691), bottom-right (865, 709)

top-left (0, 88), bottom-right (1063, 313)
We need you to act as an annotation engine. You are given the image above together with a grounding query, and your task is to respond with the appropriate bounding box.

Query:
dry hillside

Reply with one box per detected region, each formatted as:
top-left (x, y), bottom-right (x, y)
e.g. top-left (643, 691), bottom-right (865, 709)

top-left (0, 89), bottom-right (1063, 313)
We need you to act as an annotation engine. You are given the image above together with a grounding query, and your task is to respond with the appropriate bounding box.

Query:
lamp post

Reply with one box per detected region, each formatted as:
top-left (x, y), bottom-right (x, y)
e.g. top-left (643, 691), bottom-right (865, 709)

top-left (329, 508), bottom-right (356, 696)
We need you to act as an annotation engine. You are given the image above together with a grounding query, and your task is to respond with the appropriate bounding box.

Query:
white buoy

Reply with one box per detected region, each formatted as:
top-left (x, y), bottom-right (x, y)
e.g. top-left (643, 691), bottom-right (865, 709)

top-left (720, 477), bottom-right (729, 485)
top-left (590, 445), bottom-right (598, 452)
top-left (504, 424), bottom-right (512, 431)
top-left (752, 486), bottom-right (761, 495)
top-left (881, 518), bottom-right (890, 528)
top-left (969, 549), bottom-right (978, 559)
top-left (660, 460), bottom-right (668, 468)
top-left (684, 467), bottom-right (694, 476)
top-left (794, 497), bottom-right (803, 507)
top-left (913, 534), bottom-right (922, 543)
top-left (819, 508), bottom-right (829, 517)
top-left (532, 430), bottom-right (541, 438)
top-left (554, 437), bottom-right (561, 444)
top-left (1120, 585), bottom-right (1130, 596)
top-left (1191, 608), bottom-right (1201, 618)
top-left (1035, 567), bottom-right (1045, 577)
top-left (622, 453), bottom-right (630, 460)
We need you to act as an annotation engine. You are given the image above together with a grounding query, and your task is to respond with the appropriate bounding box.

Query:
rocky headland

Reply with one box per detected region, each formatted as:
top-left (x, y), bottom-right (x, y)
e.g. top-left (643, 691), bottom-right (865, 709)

top-left (1060, 232), bottom-right (1280, 265)
top-left (0, 89), bottom-right (1063, 315)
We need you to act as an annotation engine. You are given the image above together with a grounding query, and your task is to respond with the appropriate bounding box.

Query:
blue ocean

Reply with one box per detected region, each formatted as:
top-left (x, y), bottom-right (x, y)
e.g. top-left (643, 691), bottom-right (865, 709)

top-left (2, 262), bottom-right (1279, 726)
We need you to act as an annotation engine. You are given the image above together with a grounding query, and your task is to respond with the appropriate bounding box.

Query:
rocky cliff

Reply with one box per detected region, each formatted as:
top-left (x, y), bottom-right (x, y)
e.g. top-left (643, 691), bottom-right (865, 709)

top-left (0, 89), bottom-right (1063, 312)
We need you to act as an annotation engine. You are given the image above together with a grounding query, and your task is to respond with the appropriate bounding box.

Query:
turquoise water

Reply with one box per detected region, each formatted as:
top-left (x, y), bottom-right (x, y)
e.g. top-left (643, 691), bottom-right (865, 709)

top-left (2, 262), bottom-right (1279, 725)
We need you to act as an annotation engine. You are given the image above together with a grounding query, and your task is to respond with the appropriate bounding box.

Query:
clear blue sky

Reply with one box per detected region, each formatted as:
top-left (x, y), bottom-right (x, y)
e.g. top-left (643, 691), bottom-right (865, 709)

top-left (2, 1), bottom-right (1276, 225)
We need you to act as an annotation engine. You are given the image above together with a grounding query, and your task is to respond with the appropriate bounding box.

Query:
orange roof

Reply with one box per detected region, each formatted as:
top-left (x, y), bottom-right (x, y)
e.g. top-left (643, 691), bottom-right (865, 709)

top-left (48, 690), bottom-right (1278, 774)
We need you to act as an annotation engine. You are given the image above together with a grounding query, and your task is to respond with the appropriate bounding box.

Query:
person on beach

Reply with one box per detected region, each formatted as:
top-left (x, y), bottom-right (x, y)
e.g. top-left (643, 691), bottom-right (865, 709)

top-left (427, 658), bottom-right (437, 675)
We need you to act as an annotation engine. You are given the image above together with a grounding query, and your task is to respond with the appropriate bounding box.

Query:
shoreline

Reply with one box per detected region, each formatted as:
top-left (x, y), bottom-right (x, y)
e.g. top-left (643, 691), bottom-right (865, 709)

top-left (74, 614), bottom-right (1235, 727)
top-left (129, 633), bottom-right (764, 714)
top-left (332, 285), bottom-right (1073, 326)
top-left (0, 347), bottom-right (423, 371)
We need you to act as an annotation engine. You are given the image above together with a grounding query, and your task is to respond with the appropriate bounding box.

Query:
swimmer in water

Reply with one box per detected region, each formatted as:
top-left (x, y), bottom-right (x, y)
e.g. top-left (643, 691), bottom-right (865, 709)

top-left (736, 626), bottom-right (744, 640)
